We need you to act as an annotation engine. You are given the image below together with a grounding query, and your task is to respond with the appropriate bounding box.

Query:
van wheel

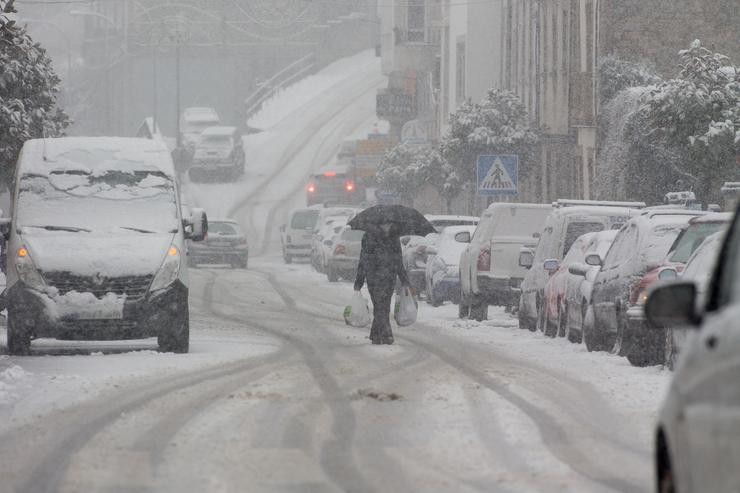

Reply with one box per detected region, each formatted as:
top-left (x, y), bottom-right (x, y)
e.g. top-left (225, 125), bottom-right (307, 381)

top-left (327, 268), bottom-right (339, 282)
top-left (284, 254), bottom-right (292, 264)
top-left (6, 311), bottom-right (31, 356)
top-left (470, 296), bottom-right (488, 322)
top-left (583, 305), bottom-right (606, 351)
top-left (458, 290), bottom-right (470, 319)
top-left (158, 309), bottom-right (190, 354)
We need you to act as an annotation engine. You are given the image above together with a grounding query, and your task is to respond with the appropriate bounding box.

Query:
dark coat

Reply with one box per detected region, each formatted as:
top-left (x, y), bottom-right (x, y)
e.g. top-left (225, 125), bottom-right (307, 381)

top-left (354, 226), bottom-right (409, 291)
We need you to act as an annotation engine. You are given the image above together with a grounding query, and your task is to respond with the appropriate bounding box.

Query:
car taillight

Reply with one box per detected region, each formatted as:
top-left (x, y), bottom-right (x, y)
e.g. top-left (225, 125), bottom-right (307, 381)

top-left (477, 246), bottom-right (491, 271)
top-left (630, 278), bottom-right (652, 305)
top-left (307, 184), bottom-right (316, 193)
top-left (238, 237), bottom-right (248, 245)
top-left (334, 244), bottom-right (346, 255)
top-left (345, 181), bottom-right (355, 192)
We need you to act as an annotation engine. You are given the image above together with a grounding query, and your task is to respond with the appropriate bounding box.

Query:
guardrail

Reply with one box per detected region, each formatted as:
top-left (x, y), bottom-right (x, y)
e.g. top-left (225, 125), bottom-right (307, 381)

top-left (244, 53), bottom-right (316, 122)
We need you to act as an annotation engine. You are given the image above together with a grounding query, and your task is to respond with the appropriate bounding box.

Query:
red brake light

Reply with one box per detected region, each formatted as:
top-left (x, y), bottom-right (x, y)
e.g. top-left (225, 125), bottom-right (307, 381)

top-left (345, 181), bottom-right (355, 192)
top-left (334, 244), bottom-right (347, 255)
top-left (324, 171), bottom-right (337, 177)
top-left (477, 246), bottom-right (491, 271)
top-left (307, 184), bottom-right (316, 193)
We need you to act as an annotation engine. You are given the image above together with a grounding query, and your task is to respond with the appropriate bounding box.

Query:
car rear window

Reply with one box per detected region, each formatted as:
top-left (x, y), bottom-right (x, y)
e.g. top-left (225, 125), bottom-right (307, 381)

top-left (668, 222), bottom-right (726, 263)
top-left (210, 222), bottom-right (238, 235)
top-left (291, 210), bottom-right (320, 229)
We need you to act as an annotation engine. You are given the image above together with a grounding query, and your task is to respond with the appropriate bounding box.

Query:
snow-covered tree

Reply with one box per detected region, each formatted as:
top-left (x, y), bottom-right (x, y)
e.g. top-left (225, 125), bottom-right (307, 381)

top-left (598, 56), bottom-right (660, 104)
top-left (377, 143), bottom-right (442, 204)
top-left (0, 0), bottom-right (70, 186)
top-left (637, 40), bottom-right (738, 203)
top-left (440, 89), bottom-right (539, 203)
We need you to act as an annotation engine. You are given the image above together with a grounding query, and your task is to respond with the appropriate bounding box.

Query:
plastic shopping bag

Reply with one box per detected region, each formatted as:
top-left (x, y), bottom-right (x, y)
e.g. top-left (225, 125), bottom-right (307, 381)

top-left (344, 291), bottom-right (372, 328)
top-left (394, 287), bottom-right (418, 327)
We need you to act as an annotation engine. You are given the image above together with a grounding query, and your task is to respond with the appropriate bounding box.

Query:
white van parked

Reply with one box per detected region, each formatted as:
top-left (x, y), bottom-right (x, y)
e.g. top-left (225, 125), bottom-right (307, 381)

top-left (0, 137), bottom-right (208, 355)
top-left (459, 203), bottom-right (552, 320)
top-left (281, 207), bottom-right (322, 263)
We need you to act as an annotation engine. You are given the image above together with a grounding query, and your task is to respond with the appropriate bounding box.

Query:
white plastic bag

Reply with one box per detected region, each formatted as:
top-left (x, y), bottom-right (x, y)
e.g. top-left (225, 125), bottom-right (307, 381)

top-left (344, 291), bottom-right (371, 327)
top-left (394, 287), bottom-right (418, 327)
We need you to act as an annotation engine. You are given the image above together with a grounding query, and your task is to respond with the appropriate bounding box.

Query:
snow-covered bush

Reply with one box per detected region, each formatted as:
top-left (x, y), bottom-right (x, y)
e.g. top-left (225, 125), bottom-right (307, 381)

top-left (377, 143), bottom-right (451, 206)
top-left (440, 89), bottom-right (539, 202)
top-left (0, 0), bottom-right (69, 187)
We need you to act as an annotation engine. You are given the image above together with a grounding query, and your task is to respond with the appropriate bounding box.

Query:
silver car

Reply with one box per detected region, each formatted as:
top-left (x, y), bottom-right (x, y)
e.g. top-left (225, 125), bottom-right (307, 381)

top-left (188, 219), bottom-right (248, 269)
top-left (646, 207), bottom-right (740, 492)
top-left (325, 227), bottom-right (364, 282)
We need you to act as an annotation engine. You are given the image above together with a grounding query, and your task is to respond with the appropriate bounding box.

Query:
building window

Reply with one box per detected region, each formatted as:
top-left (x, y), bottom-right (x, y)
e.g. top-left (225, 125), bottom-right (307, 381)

top-left (408, 0), bottom-right (426, 42)
top-left (456, 38), bottom-right (466, 105)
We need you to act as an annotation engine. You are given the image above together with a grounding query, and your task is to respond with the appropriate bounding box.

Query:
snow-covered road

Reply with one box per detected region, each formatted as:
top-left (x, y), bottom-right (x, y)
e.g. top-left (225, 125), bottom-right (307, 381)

top-left (0, 51), bottom-right (670, 492)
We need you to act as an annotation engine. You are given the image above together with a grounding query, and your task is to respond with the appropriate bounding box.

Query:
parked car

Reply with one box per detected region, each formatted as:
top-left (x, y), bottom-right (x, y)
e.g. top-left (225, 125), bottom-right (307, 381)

top-left (189, 126), bottom-right (245, 181)
top-left (180, 107), bottom-right (220, 150)
top-left (624, 212), bottom-right (731, 354)
top-left (425, 215), bottom-right (479, 233)
top-left (281, 207), bottom-right (322, 263)
top-left (518, 200), bottom-right (644, 331)
top-left (459, 203), bottom-right (552, 321)
top-left (402, 233), bottom-right (440, 295)
top-left (543, 230), bottom-right (618, 341)
top-left (1, 137), bottom-right (208, 355)
top-left (310, 215), bottom-right (348, 273)
top-left (645, 206), bottom-right (740, 493)
top-left (188, 219), bottom-right (248, 268)
top-left (424, 225), bottom-right (477, 306)
top-left (586, 210), bottom-right (704, 366)
top-left (663, 231), bottom-right (724, 369)
top-left (326, 227), bottom-right (365, 282)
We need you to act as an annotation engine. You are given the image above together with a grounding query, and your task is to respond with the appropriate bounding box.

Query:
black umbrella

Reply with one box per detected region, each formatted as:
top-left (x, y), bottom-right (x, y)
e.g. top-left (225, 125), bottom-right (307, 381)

top-left (349, 205), bottom-right (436, 237)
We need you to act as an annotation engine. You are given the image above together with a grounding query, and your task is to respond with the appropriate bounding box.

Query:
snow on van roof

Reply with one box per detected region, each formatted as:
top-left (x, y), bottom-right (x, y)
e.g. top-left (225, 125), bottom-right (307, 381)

top-left (690, 212), bottom-right (732, 223)
top-left (20, 137), bottom-right (175, 177)
top-left (548, 205), bottom-right (640, 217)
top-left (485, 202), bottom-right (552, 211)
top-left (200, 126), bottom-right (237, 136)
top-left (425, 214), bottom-right (479, 222)
top-left (553, 199), bottom-right (646, 208)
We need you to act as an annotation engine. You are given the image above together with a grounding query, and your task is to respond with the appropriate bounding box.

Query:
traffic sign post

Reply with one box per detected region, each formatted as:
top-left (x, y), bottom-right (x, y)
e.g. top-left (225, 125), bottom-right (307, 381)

top-left (477, 154), bottom-right (519, 196)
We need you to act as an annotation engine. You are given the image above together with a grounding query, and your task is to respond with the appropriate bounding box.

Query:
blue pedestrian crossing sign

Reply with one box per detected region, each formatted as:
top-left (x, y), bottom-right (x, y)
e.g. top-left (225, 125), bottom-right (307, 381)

top-left (477, 154), bottom-right (519, 196)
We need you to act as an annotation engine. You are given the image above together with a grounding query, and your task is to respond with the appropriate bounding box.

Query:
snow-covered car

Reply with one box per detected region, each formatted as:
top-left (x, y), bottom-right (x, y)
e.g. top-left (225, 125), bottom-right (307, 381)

top-left (180, 107), bottom-right (220, 150)
top-left (424, 225), bottom-right (477, 306)
top-left (402, 233), bottom-right (440, 294)
top-left (586, 210), bottom-right (704, 366)
top-left (624, 212), bottom-right (730, 339)
top-left (1, 137), bottom-right (208, 355)
top-left (542, 230), bottom-right (618, 341)
top-left (663, 231), bottom-right (724, 369)
top-left (187, 219), bottom-right (248, 269)
top-left (325, 227), bottom-right (365, 282)
top-left (518, 200), bottom-right (644, 332)
top-left (310, 215), bottom-right (348, 273)
top-left (425, 214), bottom-right (479, 233)
top-left (459, 203), bottom-right (551, 320)
top-left (281, 207), bottom-right (322, 263)
top-left (189, 126), bottom-right (245, 182)
top-left (645, 208), bottom-right (740, 493)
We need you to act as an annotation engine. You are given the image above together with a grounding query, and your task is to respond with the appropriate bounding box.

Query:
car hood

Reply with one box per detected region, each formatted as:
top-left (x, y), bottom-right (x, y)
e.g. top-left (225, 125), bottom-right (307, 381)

top-left (23, 232), bottom-right (175, 278)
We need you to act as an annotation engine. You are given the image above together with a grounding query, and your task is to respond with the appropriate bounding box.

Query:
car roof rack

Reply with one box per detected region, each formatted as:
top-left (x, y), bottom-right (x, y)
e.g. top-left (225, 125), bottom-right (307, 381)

top-left (552, 199), bottom-right (646, 209)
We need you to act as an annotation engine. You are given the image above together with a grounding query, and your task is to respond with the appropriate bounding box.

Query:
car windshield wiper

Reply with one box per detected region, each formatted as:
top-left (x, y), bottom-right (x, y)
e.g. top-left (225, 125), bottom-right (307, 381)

top-left (117, 226), bottom-right (158, 234)
top-left (24, 225), bottom-right (91, 233)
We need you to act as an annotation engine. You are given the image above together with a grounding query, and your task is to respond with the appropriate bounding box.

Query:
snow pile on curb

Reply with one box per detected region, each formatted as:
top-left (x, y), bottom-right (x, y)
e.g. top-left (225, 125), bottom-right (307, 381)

top-left (0, 359), bottom-right (32, 401)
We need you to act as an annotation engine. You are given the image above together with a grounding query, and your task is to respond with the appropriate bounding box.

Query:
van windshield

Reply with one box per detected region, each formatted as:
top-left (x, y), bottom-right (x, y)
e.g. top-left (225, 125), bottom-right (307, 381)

top-left (291, 210), bottom-right (320, 229)
top-left (17, 170), bottom-right (179, 235)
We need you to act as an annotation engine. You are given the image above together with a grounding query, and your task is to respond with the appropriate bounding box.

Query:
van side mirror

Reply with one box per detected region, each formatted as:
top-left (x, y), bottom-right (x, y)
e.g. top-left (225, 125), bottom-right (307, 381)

top-left (519, 250), bottom-right (534, 269)
top-left (645, 281), bottom-right (700, 328)
top-left (187, 208), bottom-right (208, 241)
top-left (454, 231), bottom-right (471, 243)
top-left (585, 254), bottom-right (603, 267)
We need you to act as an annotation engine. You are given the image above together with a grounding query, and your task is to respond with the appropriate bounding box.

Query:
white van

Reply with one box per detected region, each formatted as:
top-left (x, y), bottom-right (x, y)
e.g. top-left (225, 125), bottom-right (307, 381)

top-left (0, 137), bottom-right (208, 355)
top-left (459, 203), bottom-right (552, 320)
top-left (281, 207), bottom-right (322, 263)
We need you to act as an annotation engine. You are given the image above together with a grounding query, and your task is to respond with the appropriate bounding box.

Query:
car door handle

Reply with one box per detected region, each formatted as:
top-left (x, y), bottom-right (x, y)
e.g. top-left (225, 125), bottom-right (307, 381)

top-left (706, 335), bottom-right (718, 350)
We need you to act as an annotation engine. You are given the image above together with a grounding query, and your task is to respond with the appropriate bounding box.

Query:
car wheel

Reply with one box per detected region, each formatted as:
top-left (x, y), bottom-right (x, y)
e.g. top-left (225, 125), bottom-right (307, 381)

top-left (470, 296), bottom-right (488, 322)
top-left (158, 308), bottom-right (190, 354)
top-left (6, 310), bottom-right (31, 356)
top-left (535, 294), bottom-right (546, 333)
top-left (543, 306), bottom-right (558, 338)
top-left (458, 289), bottom-right (470, 319)
top-left (611, 312), bottom-right (628, 357)
top-left (327, 267), bottom-right (339, 282)
top-left (566, 304), bottom-right (585, 344)
top-left (427, 289), bottom-right (442, 307)
top-left (284, 254), bottom-right (292, 264)
top-left (240, 255), bottom-right (248, 269)
top-left (583, 305), bottom-right (606, 351)
top-left (657, 435), bottom-right (676, 493)
top-left (626, 325), bottom-right (664, 367)
top-left (557, 306), bottom-right (568, 338)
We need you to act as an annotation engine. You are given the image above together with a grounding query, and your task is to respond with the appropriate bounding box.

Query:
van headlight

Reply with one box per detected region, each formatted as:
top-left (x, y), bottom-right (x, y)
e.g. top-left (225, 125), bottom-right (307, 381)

top-left (150, 246), bottom-right (181, 292)
top-left (16, 246), bottom-right (45, 290)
